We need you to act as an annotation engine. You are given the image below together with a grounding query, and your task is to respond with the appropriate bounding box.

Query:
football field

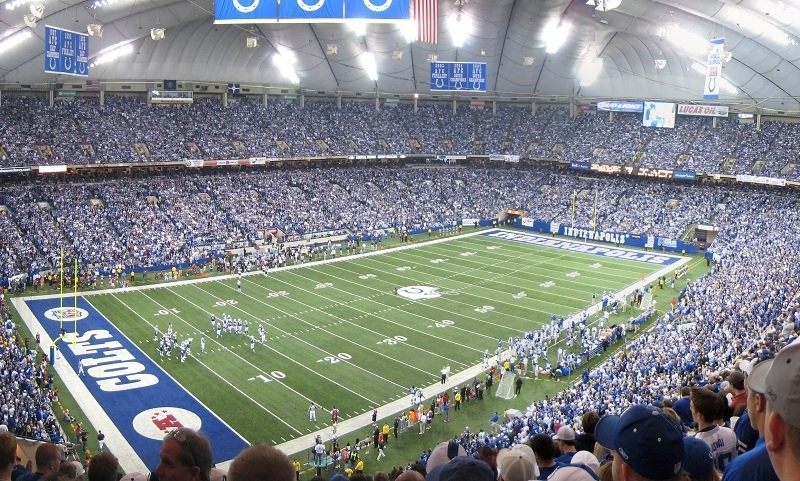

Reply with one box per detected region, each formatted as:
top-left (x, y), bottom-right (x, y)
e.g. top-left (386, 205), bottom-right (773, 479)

top-left (17, 229), bottom-right (686, 470)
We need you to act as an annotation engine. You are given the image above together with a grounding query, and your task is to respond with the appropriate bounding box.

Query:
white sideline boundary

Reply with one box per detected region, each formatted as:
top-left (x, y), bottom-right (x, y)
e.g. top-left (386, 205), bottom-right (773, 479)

top-left (11, 228), bottom-right (691, 472)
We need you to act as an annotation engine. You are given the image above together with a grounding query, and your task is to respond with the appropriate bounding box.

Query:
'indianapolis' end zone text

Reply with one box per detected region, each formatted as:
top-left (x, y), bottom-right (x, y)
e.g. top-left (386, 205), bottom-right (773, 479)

top-left (481, 230), bottom-right (682, 265)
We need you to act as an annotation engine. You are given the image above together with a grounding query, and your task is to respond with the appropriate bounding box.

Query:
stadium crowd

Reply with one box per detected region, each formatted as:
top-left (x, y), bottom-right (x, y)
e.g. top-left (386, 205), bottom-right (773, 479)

top-left (3, 99), bottom-right (800, 480)
top-left (0, 166), bottom-right (766, 287)
top-left (3, 94), bottom-right (800, 178)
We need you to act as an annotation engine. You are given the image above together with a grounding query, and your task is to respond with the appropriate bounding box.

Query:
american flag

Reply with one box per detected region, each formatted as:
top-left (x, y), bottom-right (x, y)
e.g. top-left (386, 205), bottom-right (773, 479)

top-left (413, 0), bottom-right (438, 44)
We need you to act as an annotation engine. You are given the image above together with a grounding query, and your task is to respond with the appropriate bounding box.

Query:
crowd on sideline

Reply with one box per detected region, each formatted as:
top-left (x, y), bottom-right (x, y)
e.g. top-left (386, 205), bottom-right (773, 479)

top-left (2, 94), bottom-right (800, 179)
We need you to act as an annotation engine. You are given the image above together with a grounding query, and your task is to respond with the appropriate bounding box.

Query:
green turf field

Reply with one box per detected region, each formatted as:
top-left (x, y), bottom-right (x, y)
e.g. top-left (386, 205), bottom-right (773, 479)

top-left (84, 230), bottom-right (675, 448)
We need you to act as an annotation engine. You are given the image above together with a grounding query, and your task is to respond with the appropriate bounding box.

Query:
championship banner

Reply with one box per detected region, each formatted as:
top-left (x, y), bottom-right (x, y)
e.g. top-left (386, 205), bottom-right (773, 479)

top-left (677, 104), bottom-right (729, 117)
top-left (344, 0), bottom-right (411, 20)
top-left (704, 38), bottom-right (725, 100)
top-left (214, 0), bottom-right (278, 23)
top-left (281, 0), bottom-right (342, 22)
top-left (430, 62), bottom-right (487, 92)
top-left (45, 26), bottom-right (89, 77)
top-left (214, 0), bottom-right (410, 23)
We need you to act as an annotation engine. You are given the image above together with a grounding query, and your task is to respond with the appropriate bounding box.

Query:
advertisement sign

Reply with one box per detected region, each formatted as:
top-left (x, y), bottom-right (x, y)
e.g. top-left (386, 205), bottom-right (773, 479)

top-left (677, 104), bottom-right (729, 117)
top-left (596, 101), bottom-right (643, 113)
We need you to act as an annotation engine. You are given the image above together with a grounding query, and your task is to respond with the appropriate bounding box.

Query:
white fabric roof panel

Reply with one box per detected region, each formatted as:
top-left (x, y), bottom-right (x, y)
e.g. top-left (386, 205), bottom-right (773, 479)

top-left (1, 0), bottom-right (800, 110)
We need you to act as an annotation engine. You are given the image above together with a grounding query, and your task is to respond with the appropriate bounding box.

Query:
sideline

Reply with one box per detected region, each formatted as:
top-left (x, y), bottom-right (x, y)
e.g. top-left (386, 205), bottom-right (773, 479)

top-left (11, 228), bottom-right (691, 472)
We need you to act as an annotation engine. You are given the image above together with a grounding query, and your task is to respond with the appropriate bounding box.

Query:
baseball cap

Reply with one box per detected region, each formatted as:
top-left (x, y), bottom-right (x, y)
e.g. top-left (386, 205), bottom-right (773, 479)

top-left (727, 371), bottom-right (745, 390)
top-left (553, 426), bottom-right (576, 441)
top-left (595, 405), bottom-right (684, 480)
top-left (745, 358), bottom-right (774, 394)
top-left (497, 444), bottom-right (539, 481)
top-left (547, 464), bottom-right (600, 481)
top-left (426, 456), bottom-right (494, 481)
top-left (682, 437), bottom-right (714, 479)
top-left (765, 342), bottom-right (800, 427)
top-left (571, 451), bottom-right (600, 472)
top-left (426, 440), bottom-right (467, 474)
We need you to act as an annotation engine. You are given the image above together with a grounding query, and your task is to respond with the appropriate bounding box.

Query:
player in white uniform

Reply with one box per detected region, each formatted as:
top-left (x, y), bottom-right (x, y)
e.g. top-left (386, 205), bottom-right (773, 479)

top-left (250, 336), bottom-right (256, 353)
top-left (309, 403), bottom-right (317, 422)
top-left (200, 336), bottom-right (206, 353)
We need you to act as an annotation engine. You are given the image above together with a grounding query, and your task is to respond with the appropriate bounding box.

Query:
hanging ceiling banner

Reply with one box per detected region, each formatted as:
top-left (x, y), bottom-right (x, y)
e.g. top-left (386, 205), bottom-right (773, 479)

top-left (704, 37), bottom-right (725, 100)
top-left (214, 0), bottom-right (410, 23)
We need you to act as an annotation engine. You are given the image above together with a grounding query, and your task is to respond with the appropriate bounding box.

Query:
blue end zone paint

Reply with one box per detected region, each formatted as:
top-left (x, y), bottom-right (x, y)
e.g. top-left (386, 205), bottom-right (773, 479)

top-left (480, 230), bottom-right (682, 266)
top-left (26, 297), bottom-right (248, 469)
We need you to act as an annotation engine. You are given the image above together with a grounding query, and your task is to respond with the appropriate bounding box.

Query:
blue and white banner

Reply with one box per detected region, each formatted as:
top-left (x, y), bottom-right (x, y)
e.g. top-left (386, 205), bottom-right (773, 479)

top-left (215, 0), bottom-right (278, 23)
top-left (25, 297), bottom-right (248, 470)
top-left (44, 26), bottom-right (89, 77)
top-left (596, 100), bottom-right (643, 113)
top-left (344, 0), bottom-right (410, 20)
top-left (281, 0), bottom-right (342, 21)
top-left (215, 0), bottom-right (409, 23)
top-left (704, 38), bottom-right (725, 100)
top-left (430, 62), bottom-right (487, 92)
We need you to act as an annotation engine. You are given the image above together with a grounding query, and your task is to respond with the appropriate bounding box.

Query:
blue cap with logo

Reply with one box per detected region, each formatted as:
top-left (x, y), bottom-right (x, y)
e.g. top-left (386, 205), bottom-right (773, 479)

top-left (595, 405), bottom-right (684, 480)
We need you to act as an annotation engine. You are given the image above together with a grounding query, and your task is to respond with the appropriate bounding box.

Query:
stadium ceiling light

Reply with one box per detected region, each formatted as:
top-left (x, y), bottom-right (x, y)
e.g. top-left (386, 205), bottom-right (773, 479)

top-left (362, 51), bottom-right (378, 81)
top-left (654, 59), bottom-right (666, 70)
top-left (349, 20), bottom-right (367, 37)
top-left (586, 0), bottom-right (621, 12)
top-left (447, 12), bottom-right (471, 48)
top-left (0, 28), bottom-right (33, 54)
top-left (658, 23), bottom-right (708, 56)
top-left (4, 0), bottom-right (32, 11)
top-left (399, 19), bottom-right (416, 43)
top-left (87, 23), bottom-right (104, 37)
top-left (732, 10), bottom-right (797, 47)
top-left (543, 19), bottom-right (569, 54)
top-left (90, 42), bottom-right (133, 67)
top-left (273, 49), bottom-right (299, 84)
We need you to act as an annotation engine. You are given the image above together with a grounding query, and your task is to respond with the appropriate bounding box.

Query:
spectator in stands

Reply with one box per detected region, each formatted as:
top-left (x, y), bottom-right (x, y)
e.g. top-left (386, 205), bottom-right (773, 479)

top-left (553, 426), bottom-right (578, 464)
top-left (87, 453), bottom-right (117, 481)
top-left (228, 444), bottom-right (293, 481)
top-left (0, 432), bottom-right (16, 481)
top-left (155, 428), bottom-right (212, 481)
top-left (575, 411), bottom-right (599, 453)
top-left (16, 443), bottom-right (61, 481)
top-left (764, 342), bottom-right (800, 481)
top-left (691, 388), bottom-right (738, 471)
top-left (722, 358), bottom-right (779, 481)
top-left (595, 404), bottom-right (684, 481)
top-left (682, 437), bottom-right (718, 481)
top-left (530, 434), bottom-right (560, 480)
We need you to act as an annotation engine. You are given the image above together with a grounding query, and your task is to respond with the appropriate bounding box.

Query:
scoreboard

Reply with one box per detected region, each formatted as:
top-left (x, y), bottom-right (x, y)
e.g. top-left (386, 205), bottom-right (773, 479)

top-left (430, 62), bottom-right (487, 92)
top-left (45, 26), bottom-right (89, 77)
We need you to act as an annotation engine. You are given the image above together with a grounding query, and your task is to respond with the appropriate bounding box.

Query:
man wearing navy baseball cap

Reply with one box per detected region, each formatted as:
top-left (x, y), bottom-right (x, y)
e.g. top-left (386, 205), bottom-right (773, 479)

top-left (595, 405), bottom-right (684, 481)
top-left (764, 342), bottom-right (800, 481)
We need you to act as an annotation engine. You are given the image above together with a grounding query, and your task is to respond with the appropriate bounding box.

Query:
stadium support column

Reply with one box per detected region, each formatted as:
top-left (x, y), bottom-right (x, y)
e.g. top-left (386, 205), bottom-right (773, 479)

top-left (49, 89), bottom-right (54, 107)
top-left (263, 93), bottom-right (268, 107)
top-left (493, 100), bottom-right (497, 116)
top-left (223, 91), bottom-right (228, 108)
top-left (414, 96), bottom-right (418, 113)
top-left (452, 99), bottom-right (456, 115)
top-left (300, 94), bottom-right (305, 108)
top-left (531, 101), bottom-right (537, 116)
top-left (757, 113), bottom-right (762, 130)
top-left (336, 94), bottom-right (341, 109)
top-left (100, 90), bottom-right (105, 107)
top-left (375, 96), bottom-right (379, 112)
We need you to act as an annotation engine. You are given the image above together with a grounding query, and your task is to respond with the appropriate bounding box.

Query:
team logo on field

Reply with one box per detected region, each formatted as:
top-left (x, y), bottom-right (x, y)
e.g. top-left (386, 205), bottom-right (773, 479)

top-left (133, 407), bottom-right (202, 440)
top-left (43, 307), bottom-right (89, 322)
top-left (396, 286), bottom-right (441, 300)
